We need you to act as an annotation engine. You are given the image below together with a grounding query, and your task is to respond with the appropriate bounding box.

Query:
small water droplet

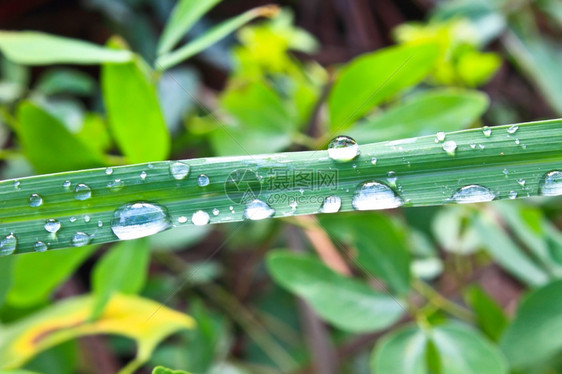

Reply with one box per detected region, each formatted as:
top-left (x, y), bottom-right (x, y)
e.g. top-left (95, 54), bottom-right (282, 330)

top-left (328, 136), bottom-right (359, 162)
top-left (352, 181), bottom-right (403, 210)
top-left (111, 202), bottom-right (172, 240)
top-left (44, 219), bottom-right (61, 233)
top-left (97, 220), bottom-right (103, 227)
top-left (69, 216), bottom-right (77, 223)
top-left (515, 138), bottom-right (520, 145)
top-left (107, 179), bottom-right (124, 191)
top-left (503, 168), bottom-right (509, 177)
top-left (212, 208), bottom-right (220, 216)
top-left (517, 179), bottom-right (526, 187)
top-left (470, 143), bottom-right (476, 149)
top-left (29, 193), bottom-right (43, 207)
top-left (140, 171), bottom-right (147, 180)
top-left (509, 190), bottom-right (518, 199)
top-left (482, 126), bottom-right (491, 137)
top-left (0, 233), bottom-right (17, 256)
top-left (74, 184), bottom-right (91, 200)
top-left (387, 171), bottom-right (397, 186)
top-left (442, 140), bottom-right (457, 156)
top-left (192, 210), bottom-right (210, 226)
top-left (244, 199), bottom-right (275, 220)
top-left (371, 157), bottom-right (377, 165)
top-left (34, 241), bottom-right (47, 252)
top-left (177, 216), bottom-right (188, 224)
top-left (197, 174), bottom-right (210, 187)
top-left (72, 232), bottom-right (90, 247)
top-left (507, 125), bottom-right (519, 134)
top-left (63, 180), bottom-right (71, 190)
top-left (170, 161), bottom-right (190, 180)
top-left (105, 167), bottom-right (113, 175)
top-left (452, 185), bottom-right (495, 204)
top-left (436, 131), bottom-right (445, 142)
top-left (539, 170), bottom-right (562, 196)
top-left (84, 215), bottom-right (91, 223)
top-left (13, 180), bottom-right (20, 190)
top-left (320, 196), bottom-right (341, 213)
top-left (478, 144), bottom-right (485, 150)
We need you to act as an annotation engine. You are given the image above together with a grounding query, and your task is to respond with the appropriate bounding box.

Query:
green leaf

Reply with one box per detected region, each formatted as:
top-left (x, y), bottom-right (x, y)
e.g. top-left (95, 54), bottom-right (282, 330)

top-left (90, 239), bottom-right (150, 320)
top-left (500, 279), bottom-right (562, 368)
top-left (152, 367), bottom-right (191, 374)
top-left (266, 250), bottom-right (405, 332)
top-left (0, 32), bottom-right (133, 65)
top-left (348, 88), bottom-right (488, 143)
top-left (463, 285), bottom-right (507, 341)
top-left (157, 0), bottom-right (222, 55)
top-left (16, 102), bottom-right (105, 173)
top-left (6, 246), bottom-right (97, 307)
top-left (102, 49), bottom-right (170, 163)
top-left (34, 68), bottom-right (96, 96)
top-left (156, 6), bottom-right (279, 71)
top-left (328, 42), bottom-right (439, 130)
top-left (370, 324), bottom-right (428, 374)
top-left (0, 256), bottom-right (14, 308)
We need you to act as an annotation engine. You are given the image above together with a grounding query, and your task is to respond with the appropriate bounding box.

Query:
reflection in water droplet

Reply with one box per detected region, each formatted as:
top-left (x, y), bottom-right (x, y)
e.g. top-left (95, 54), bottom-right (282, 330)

top-left (13, 180), bottom-right (20, 190)
top-left (371, 157), bottom-right (377, 165)
top-left (29, 193), bottom-right (43, 207)
top-left (244, 199), bottom-right (275, 220)
top-left (442, 140), bottom-right (457, 156)
top-left (84, 215), bottom-right (91, 223)
top-left (98, 220), bottom-right (103, 227)
top-left (107, 179), bottom-right (124, 191)
top-left (170, 161), bottom-right (190, 180)
top-left (72, 232), bottom-right (91, 247)
top-left (509, 191), bottom-right (518, 199)
top-left (111, 202), bottom-right (172, 240)
top-left (212, 208), bottom-right (220, 216)
top-left (177, 216), bottom-right (188, 224)
top-left (328, 136), bottom-right (359, 162)
top-left (34, 241), bottom-right (47, 252)
top-left (105, 167), bottom-right (113, 175)
top-left (197, 174), bottom-right (210, 187)
top-left (352, 181), bottom-right (403, 210)
top-left (192, 210), bottom-right (210, 226)
top-left (387, 171), bottom-right (397, 186)
top-left (320, 196), bottom-right (341, 213)
top-left (436, 131), bottom-right (445, 142)
top-left (470, 143), bottom-right (476, 149)
top-left (539, 170), bottom-right (562, 196)
top-left (140, 171), bottom-right (147, 180)
top-left (482, 126), bottom-right (491, 137)
top-left (452, 185), bottom-right (495, 204)
top-left (507, 125), bottom-right (519, 134)
top-left (44, 219), bottom-right (61, 233)
top-left (0, 233), bottom-right (17, 256)
top-left (63, 180), bottom-right (71, 190)
top-left (74, 184), bottom-right (92, 200)
top-left (517, 179), bottom-right (526, 187)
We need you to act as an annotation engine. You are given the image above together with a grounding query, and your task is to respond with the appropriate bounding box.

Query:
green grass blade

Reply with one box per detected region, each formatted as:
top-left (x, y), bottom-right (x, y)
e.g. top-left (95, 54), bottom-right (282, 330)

top-left (0, 119), bottom-right (561, 255)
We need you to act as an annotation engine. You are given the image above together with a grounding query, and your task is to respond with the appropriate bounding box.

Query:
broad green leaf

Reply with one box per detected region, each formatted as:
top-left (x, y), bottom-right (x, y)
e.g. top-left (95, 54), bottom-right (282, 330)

top-left (0, 294), bottom-right (195, 372)
top-left (34, 68), bottom-right (96, 96)
top-left (76, 113), bottom-right (112, 153)
top-left (500, 279), bottom-right (562, 368)
top-left (456, 51), bottom-right (501, 87)
top-left (370, 324), bottom-right (428, 374)
top-left (463, 285), bottom-right (507, 341)
top-left (156, 6), bottom-right (279, 71)
top-left (16, 102), bottom-right (105, 173)
top-left (152, 367), bottom-right (191, 374)
top-left (266, 250), bottom-right (404, 332)
top-left (90, 239), bottom-right (150, 319)
top-left (0, 32), bottom-right (133, 65)
top-left (0, 256), bottom-right (13, 307)
top-left (158, 67), bottom-right (199, 133)
top-left (432, 206), bottom-right (481, 255)
top-left (348, 89), bottom-right (488, 143)
top-left (102, 47), bottom-right (170, 163)
top-left (6, 246), bottom-right (97, 307)
top-left (157, 0), bottom-right (222, 55)
top-left (328, 42), bottom-right (439, 130)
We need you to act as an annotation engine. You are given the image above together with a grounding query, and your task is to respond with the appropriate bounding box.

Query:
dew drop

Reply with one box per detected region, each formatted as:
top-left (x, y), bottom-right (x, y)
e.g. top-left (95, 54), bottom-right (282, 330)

top-left (507, 124), bottom-right (519, 134)
top-left (197, 174), bottom-right (210, 187)
top-left (69, 216), bottom-right (77, 223)
top-left (470, 143), bottom-right (476, 149)
top-left (97, 220), bottom-right (103, 227)
top-left (177, 216), bottom-right (188, 224)
top-left (29, 193), bottom-right (43, 207)
top-left (517, 179), bottom-right (526, 187)
top-left (63, 180), bottom-right (71, 190)
top-left (442, 140), bottom-right (457, 156)
top-left (74, 184), bottom-right (92, 200)
top-left (105, 167), bottom-right (113, 175)
top-left (244, 199), bottom-right (275, 220)
top-left (371, 157), bottom-right (377, 165)
top-left (515, 138), bottom-right (520, 145)
top-left (436, 131), bottom-right (445, 142)
top-left (192, 210), bottom-right (210, 226)
top-left (478, 144), bottom-right (485, 150)
top-left (72, 232), bottom-right (91, 247)
top-left (107, 179), bottom-right (124, 191)
top-left (0, 233), bottom-right (17, 256)
top-left (44, 219), bottom-right (61, 233)
top-left (212, 208), bottom-right (220, 216)
top-left (327, 136), bottom-right (359, 162)
top-left (13, 180), bottom-right (20, 190)
top-left (84, 215), bottom-right (91, 223)
top-left (482, 126), bottom-right (491, 137)
top-left (320, 196), bottom-right (341, 213)
top-left (509, 190), bottom-right (518, 199)
top-left (503, 168), bottom-right (509, 177)
top-left (140, 171), bottom-right (147, 180)
top-left (111, 202), bottom-right (172, 240)
top-left (451, 185), bottom-right (495, 204)
top-left (34, 241), bottom-right (47, 252)
top-left (352, 181), bottom-right (403, 210)
top-left (387, 171), bottom-right (397, 186)
top-left (170, 161), bottom-right (190, 180)
top-left (539, 170), bottom-right (562, 196)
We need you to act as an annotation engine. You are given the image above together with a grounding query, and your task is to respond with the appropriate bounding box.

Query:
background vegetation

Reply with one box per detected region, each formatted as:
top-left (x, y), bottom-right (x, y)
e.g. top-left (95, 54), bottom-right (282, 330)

top-left (0, 0), bottom-right (561, 373)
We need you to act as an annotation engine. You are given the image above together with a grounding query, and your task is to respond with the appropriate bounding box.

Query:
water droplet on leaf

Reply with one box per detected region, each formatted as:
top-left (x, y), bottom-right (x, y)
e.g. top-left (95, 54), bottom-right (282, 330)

top-left (442, 140), bottom-right (457, 156)
top-left (0, 233), bottom-right (17, 256)
top-left (44, 219), bottom-right (61, 233)
top-left (74, 184), bottom-right (92, 200)
top-left (328, 136), bottom-right (359, 162)
top-left (192, 210), bottom-right (210, 226)
top-left (170, 161), bottom-right (190, 180)
top-left (244, 199), bottom-right (275, 220)
top-left (452, 185), bottom-right (495, 204)
top-left (29, 193), bottom-right (43, 207)
top-left (352, 181), bottom-right (403, 210)
top-left (72, 232), bottom-right (91, 247)
top-left (34, 241), bottom-right (47, 252)
top-left (197, 174), bottom-right (210, 187)
top-left (539, 170), bottom-right (562, 196)
top-left (482, 126), bottom-right (491, 137)
top-left (320, 196), bottom-right (341, 213)
top-left (111, 202), bottom-right (172, 240)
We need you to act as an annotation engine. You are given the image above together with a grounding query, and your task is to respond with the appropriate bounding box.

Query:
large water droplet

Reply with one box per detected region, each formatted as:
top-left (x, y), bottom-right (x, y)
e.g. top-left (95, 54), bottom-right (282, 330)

top-left (197, 174), bottom-right (210, 187)
top-left (352, 181), bottom-right (403, 210)
top-left (539, 170), bottom-right (562, 196)
top-left (74, 184), bottom-right (92, 200)
top-left (72, 232), bottom-right (91, 247)
top-left (34, 241), bottom-right (47, 252)
top-left (192, 210), bottom-right (210, 226)
top-left (170, 161), bottom-right (190, 180)
top-left (320, 196), bottom-right (341, 213)
top-left (244, 199), bottom-right (275, 220)
top-left (442, 140), bottom-right (457, 156)
top-left (452, 185), bottom-right (495, 204)
top-left (29, 193), bottom-right (43, 207)
top-left (44, 219), bottom-right (61, 233)
top-left (328, 136), bottom-right (359, 162)
top-left (111, 202), bottom-right (172, 240)
top-left (0, 233), bottom-right (17, 256)
top-left (482, 126), bottom-right (491, 137)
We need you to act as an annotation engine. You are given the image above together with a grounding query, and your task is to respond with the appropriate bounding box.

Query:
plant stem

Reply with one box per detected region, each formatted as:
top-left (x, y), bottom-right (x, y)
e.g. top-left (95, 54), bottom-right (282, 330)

top-left (413, 279), bottom-right (474, 322)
